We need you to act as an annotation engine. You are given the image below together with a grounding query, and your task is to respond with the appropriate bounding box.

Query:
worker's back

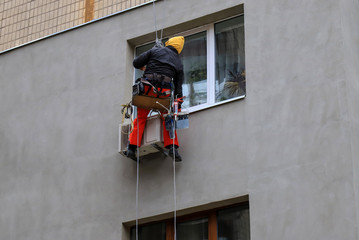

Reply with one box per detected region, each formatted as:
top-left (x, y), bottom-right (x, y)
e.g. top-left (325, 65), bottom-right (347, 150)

top-left (133, 46), bottom-right (183, 79)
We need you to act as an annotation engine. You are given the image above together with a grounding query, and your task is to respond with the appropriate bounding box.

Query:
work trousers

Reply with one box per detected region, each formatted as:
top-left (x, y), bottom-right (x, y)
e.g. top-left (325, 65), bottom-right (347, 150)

top-left (129, 85), bottom-right (179, 148)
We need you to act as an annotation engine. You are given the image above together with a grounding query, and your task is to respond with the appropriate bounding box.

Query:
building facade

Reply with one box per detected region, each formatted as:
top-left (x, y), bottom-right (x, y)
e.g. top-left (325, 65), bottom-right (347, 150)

top-left (1, 0), bottom-right (359, 239)
top-left (0, 0), bottom-right (151, 52)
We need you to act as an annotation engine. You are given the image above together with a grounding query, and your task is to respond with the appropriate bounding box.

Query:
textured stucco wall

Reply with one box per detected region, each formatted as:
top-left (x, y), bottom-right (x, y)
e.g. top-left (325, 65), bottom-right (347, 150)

top-left (245, 0), bottom-right (358, 239)
top-left (339, 0), bottom-right (359, 238)
top-left (0, 0), bottom-right (358, 239)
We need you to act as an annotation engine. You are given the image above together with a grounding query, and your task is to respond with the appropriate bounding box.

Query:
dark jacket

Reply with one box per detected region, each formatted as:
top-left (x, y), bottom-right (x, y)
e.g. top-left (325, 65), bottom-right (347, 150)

top-left (133, 46), bottom-right (184, 98)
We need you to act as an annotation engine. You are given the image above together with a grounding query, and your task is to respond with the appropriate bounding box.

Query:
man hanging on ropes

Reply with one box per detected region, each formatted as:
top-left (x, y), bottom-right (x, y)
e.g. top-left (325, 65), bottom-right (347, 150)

top-left (127, 36), bottom-right (185, 162)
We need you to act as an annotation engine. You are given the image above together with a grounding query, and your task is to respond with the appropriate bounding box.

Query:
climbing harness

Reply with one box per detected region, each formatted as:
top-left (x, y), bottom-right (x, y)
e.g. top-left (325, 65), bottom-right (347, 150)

top-left (133, 77), bottom-right (171, 97)
top-left (132, 75), bottom-right (172, 112)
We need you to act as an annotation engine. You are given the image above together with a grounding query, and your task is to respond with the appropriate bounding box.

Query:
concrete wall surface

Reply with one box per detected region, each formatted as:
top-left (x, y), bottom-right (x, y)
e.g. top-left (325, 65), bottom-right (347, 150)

top-left (0, 0), bottom-right (358, 239)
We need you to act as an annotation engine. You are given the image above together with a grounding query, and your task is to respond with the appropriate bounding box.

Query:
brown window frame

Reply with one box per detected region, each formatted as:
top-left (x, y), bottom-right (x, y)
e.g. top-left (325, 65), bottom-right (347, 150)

top-left (131, 202), bottom-right (249, 240)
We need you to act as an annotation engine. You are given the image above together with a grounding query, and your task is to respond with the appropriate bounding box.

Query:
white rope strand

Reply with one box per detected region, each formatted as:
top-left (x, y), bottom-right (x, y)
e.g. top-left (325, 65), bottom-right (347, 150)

top-left (136, 115), bottom-right (140, 240)
top-left (152, 0), bottom-right (164, 45)
top-left (172, 121), bottom-right (177, 240)
top-left (152, 0), bottom-right (158, 42)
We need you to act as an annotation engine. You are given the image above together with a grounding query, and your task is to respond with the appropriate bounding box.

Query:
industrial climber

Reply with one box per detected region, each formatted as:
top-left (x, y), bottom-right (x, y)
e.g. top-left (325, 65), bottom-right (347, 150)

top-left (127, 36), bottom-right (185, 162)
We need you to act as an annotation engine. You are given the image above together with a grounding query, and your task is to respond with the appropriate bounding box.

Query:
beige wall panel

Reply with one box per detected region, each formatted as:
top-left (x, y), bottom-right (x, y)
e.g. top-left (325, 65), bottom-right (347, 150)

top-left (0, 0), bottom-right (149, 52)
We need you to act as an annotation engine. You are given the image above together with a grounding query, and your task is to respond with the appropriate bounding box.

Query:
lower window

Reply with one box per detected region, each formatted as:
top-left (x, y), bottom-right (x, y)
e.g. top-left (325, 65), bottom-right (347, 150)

top-left (130, 203), bottom-right (250, 240)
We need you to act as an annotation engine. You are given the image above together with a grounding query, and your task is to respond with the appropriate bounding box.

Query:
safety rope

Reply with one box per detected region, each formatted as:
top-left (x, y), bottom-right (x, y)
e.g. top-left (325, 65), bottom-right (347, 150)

top-left (172, 124), bottom-right (177, 240)
top-left (152, 0), bottom-right (158, 43)
top-left (134, 3), bottom-right (161, 239)
top-left (136, 113), bottom-right (140, 240)
top-left (170, 86), bottom-right (178, 240)
top-left (152, 0), bottom-right (164, 46)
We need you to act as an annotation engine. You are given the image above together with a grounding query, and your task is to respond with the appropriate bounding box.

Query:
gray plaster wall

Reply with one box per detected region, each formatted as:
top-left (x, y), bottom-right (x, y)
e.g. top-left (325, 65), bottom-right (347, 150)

top-left (0, 0), bottom-right (358, 239)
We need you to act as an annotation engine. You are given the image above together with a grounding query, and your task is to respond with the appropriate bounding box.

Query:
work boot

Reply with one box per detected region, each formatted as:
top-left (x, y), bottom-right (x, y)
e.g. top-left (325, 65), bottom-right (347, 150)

top-left (126, 145), bottom-right (138, 162)
top-left (168, 146), bottom-right (182, 162)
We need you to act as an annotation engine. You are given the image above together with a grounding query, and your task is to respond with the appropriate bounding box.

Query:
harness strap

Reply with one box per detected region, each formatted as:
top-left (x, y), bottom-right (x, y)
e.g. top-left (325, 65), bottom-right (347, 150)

top-left (141, 78), bottom-right (171, 96)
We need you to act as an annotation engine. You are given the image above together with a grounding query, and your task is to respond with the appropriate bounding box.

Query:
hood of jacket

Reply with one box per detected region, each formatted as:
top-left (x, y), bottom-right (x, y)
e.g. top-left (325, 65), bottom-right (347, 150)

top-left (165, 36), bottom-right (185, 54)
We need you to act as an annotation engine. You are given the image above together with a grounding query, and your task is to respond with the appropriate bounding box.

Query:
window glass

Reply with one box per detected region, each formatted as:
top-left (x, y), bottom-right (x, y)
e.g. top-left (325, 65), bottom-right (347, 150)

top-left (177, 218), bottom-right (208, 240)
top-left (215, 16), bottom-right (245, 102)
top-left (134, 43), bottom-right (153, 80)
top-left (129, 203), bottom-right (250, 240)
top-left (130, 222), bottom-right (166, 240)
top-left (180, 31), bottom-right (207, 108)
top-left (217, 205), bottom-right (250, 240)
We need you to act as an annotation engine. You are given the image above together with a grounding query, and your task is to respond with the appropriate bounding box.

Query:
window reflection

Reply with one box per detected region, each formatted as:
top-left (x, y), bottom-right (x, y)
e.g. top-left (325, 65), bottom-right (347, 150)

top-left (215, 16), bottom-right (245, 102)
top-left (130, 222), bottom-right (166, 240)
top-left (177, 218), bottom-right (209, 240)
top-left (217, 205), bottom-right (250, 240)
top-left (180, 31), bottom-right (207, 108)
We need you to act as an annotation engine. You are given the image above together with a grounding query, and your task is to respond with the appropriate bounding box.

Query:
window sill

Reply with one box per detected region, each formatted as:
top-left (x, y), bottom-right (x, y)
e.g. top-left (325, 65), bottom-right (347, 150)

top-left (186, 94), bottom-right (246, 114)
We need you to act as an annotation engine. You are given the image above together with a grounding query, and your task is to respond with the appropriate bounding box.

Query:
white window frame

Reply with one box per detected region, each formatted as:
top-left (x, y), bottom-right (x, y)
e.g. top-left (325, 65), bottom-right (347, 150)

top-left (134, 14), bottom-right (245, 113)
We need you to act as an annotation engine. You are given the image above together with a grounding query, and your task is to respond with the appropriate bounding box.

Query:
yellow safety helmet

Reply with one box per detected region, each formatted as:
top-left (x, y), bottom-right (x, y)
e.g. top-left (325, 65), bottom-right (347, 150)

top-left (165, 36), bottom-right (185, 54)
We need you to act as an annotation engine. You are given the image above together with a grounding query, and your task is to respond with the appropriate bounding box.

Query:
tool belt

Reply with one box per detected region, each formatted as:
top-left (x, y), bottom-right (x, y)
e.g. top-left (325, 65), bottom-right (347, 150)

top-left (143, 73), bottom-right (172, 90)
top-left (144, 73), bottom-right (172, 84)
top-left (132, 73), bottom-right (172, 111)
top-left (132, 73), bottom-right (172, 97)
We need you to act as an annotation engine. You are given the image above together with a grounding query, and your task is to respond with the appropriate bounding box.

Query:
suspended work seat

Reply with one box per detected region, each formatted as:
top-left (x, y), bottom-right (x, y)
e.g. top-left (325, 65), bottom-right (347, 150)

top-left (132, 94), bottom-right (170, 112)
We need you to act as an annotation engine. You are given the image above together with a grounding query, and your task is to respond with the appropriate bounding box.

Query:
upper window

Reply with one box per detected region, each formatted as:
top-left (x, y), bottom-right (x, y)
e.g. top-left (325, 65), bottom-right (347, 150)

top-left (135, 15), bottom-right (245, 112)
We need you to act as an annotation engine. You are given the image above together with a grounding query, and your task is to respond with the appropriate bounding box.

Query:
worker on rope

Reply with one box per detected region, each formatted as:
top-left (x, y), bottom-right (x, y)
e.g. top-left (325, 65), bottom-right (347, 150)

top-left (126, 36), bottom-right (185, 162)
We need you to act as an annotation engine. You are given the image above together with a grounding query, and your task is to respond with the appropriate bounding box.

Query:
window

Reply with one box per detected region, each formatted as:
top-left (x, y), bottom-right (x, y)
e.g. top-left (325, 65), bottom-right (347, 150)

top-left (130, 203), bottom-right (250, 240)
top-left (180, 31), bottom-right (207, 108)
top-left (214, 16), bottom-right (246, 103)
top-left (130, 222), bottom-right (166, 240)
top-left (217, 205), bottom-right (250, 240)
top-left (134, 15), bottom-right (245, 112)
top-left (177, 218), bottom-right (208, 240)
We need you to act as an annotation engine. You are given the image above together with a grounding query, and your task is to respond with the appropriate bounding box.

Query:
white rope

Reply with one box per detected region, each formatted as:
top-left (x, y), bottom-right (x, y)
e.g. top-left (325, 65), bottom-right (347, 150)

top-left (152, 0), bottom-right (159, 42)
top-left (136, 115), bottom-right (140, 240)
top-left (169, 87), bottom-right (177, 240)
top-left (152, 0), bottom-right (164, 45)
top-left (172, 126), bottom-right (177, 240)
